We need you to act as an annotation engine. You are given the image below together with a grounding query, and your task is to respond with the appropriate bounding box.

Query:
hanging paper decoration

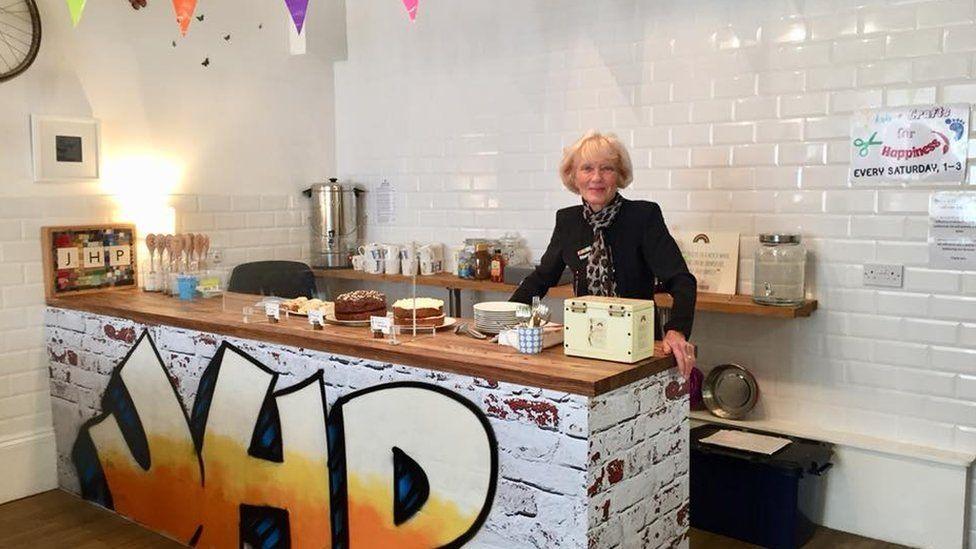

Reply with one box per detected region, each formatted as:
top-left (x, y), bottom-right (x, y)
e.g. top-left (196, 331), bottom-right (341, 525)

top-left (172, 0), bottom-right (198, 36)
top-left (284, 0), bottom-right (310, 34)
top-left (65, 0), bottom-right (86, 27)
top-left (401, 0), bottom-right (418, 21)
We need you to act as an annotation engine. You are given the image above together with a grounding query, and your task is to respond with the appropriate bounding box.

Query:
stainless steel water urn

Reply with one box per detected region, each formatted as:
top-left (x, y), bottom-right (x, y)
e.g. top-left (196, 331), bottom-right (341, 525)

top-left (304, 178), bottom-right (365, 268)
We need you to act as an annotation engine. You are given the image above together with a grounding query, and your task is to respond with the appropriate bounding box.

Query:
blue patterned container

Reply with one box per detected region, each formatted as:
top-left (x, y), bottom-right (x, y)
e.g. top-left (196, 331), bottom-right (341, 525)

top-left (516, 326), bottom-right (544, 354)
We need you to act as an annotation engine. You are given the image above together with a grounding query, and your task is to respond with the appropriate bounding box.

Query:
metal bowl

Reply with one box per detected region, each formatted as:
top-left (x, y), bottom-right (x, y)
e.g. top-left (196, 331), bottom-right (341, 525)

top-left (702, 363), bottom-right (759, 419)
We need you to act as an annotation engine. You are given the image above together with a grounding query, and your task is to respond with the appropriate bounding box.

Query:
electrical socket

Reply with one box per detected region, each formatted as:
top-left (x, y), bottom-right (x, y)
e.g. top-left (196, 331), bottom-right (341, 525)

top-left (863, 263), bottom-right (903, 288)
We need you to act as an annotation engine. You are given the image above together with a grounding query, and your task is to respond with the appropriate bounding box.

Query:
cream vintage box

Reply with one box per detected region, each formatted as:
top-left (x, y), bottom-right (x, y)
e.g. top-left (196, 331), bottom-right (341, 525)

top-left (562, 296), bottom-right (655, 363)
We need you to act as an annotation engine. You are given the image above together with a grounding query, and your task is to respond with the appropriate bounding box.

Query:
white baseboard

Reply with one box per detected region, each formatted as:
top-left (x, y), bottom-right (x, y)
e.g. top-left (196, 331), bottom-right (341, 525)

top-left (691, 415), bottom-right (972, 549)
top-left (0, 430), bottom-right (58, 504)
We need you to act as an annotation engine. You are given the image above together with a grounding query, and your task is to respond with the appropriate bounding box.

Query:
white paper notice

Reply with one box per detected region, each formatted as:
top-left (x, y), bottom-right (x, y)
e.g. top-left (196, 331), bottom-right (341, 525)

top-left (929, 192), bottom-right (976, 270)
top-left (374, 180), bottom-right (396, 225)
top-left (699, 429), bottom-right (792, 455)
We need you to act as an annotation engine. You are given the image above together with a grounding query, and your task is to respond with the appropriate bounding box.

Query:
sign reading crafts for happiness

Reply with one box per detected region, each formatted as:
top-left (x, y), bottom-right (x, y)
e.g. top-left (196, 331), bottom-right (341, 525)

top-left (850, 104), bottom-right (970, 184)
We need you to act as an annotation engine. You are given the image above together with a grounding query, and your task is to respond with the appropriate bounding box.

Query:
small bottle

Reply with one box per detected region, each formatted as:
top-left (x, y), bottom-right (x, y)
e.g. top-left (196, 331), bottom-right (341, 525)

top-left (490, 248), bottom-right (506, 283)
top-left (473, 244), bottom-right (491, 280)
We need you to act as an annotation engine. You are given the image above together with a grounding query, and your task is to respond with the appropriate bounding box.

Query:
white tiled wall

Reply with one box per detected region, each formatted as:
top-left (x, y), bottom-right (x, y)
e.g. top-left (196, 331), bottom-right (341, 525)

top-left (335, 0), bottom-right (976, 542)
top-left (0, 193), bottom-right (307, 449)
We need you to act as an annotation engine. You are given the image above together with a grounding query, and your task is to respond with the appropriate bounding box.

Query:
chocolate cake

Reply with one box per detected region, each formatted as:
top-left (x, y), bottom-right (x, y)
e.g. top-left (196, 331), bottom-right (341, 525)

top-left (335, 290), bottom-right (386, 320)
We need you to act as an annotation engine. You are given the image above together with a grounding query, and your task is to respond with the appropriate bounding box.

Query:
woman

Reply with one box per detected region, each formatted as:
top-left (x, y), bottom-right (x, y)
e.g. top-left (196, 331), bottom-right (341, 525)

top-left (511, 131), bottom-right (697, 378)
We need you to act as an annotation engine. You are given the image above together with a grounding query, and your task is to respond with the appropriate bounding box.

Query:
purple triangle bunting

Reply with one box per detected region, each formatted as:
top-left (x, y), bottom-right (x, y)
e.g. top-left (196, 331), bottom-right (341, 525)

top-left (284, 0), bottom-right (309, 34)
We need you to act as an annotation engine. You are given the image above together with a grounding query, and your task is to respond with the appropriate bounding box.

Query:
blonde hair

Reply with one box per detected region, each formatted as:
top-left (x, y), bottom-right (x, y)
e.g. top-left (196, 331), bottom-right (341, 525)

top-left (559, 130), bottom-right (634, 194)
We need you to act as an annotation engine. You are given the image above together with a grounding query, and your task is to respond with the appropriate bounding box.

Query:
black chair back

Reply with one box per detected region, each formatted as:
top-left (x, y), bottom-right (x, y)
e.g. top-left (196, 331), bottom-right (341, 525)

top-left (227, 261), bottom-right (316, 298)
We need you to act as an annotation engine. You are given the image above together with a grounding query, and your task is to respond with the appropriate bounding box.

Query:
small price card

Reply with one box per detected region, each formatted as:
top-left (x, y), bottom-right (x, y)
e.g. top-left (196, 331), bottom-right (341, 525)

top-left (265, 302), bottom-right (280, 322)
top-left (370, 314), bottom-right (392, 335)
top-left (308, 309), bottom-right (325, 329)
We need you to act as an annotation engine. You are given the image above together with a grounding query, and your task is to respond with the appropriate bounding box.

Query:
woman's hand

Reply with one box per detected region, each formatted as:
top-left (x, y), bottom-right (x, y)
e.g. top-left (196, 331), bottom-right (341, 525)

top-left (662, 330), bottom-right (695, 380)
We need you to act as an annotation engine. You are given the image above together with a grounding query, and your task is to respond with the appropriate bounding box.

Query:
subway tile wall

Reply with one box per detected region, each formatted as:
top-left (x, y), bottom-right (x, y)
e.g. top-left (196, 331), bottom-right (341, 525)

top-left (335, 0), bottom-right (976, 511)
top-left (0, 194), bottom-right (308, 446)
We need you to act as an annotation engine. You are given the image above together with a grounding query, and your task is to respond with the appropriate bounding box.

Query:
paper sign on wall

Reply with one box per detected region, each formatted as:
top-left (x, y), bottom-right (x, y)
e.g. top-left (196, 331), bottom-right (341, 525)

top-left (672, 231), bottom-right (739, 295)
top-left (929, 192), bottom-right (976, 270)
top-left (374, 180), bottom-right (396, 225)
top-left (850, 104), bottom-right (969, 184)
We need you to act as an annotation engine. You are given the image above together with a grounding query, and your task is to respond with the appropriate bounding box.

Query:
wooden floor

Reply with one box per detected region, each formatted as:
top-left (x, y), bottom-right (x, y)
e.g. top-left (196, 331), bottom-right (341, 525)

top-left (0, 490), bottom-right (907, 548)
top-left (0, 490), bottom-right (181, 548)
top-left (688, 525), bottom-right (908, 549)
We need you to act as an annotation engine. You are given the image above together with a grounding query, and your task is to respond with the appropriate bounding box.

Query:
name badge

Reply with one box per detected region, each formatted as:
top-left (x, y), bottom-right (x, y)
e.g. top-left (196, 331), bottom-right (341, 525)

top-left (577, 246), bottom-right (592, 259)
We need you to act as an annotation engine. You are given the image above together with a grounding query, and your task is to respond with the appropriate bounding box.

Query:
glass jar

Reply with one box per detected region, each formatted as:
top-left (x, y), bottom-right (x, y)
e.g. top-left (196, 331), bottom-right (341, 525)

top-left (753, 234), bottom-right (806, 306)
top-left (473, 243), bottom-right (491, 280)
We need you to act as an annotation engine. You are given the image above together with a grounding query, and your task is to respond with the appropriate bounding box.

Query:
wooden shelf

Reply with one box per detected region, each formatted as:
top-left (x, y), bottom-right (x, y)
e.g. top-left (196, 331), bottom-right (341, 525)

top-left (313, 269), bottom-right (817, 318)
top-left (655, 292), bottom-right (817, 318)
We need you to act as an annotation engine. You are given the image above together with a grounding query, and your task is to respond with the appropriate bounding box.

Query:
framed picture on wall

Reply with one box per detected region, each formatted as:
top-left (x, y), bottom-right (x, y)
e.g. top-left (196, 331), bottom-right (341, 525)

top-left (30, 115), bottom-right (101, 182)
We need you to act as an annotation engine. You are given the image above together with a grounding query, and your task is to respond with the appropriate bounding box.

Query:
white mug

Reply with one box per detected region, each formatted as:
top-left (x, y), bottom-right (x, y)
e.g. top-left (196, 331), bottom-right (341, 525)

top-left (400, 243), bottom-right (417, 261)
top-left (359, 243), bottom-right (384, 261)
top-left (383, 244), bottom-right (400, 260)
top-left (385, 256), bottom-right (400, 275)
top-left (364, 257), bottom-right (384, 274)
top-left (418, 244), bottom-right (433, 263)
top-left (402, 258), bottom-right (418, 276)
top-left (420, 258), bottom-right (438, 276)
top-left (351, 255), bottom-right (365, 271)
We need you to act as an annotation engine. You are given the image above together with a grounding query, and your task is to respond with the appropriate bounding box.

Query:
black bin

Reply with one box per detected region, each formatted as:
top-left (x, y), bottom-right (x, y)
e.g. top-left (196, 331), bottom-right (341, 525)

top-left (690, 424), bottom-right (832, 549)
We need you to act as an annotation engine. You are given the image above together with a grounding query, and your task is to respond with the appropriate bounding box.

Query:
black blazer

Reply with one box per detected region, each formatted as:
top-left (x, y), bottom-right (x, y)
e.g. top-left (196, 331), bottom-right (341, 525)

top-left (511, 197), bottom-right (697, 339)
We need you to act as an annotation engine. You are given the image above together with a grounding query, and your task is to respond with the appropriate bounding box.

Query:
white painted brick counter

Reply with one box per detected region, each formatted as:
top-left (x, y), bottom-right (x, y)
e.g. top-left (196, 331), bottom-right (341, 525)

top-left (46, 307), bottom-right (688, 548)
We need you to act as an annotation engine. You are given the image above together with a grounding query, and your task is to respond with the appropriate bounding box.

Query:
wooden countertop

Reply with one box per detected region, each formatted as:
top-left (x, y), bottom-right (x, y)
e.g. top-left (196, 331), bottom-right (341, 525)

top-left (314, 269), bottom-right (818, 318)
top-left (46, 290), bottom-right (675, 397)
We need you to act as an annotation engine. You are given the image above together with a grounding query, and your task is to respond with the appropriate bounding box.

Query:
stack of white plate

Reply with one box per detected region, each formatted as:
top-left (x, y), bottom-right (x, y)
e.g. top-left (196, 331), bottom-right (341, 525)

top-left (473, 301), bottom-right (521, 334)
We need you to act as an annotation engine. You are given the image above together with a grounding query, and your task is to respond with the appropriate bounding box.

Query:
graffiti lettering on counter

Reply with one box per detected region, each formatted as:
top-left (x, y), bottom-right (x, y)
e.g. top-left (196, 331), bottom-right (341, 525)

top-left (71, 332), bottom-right (497, 548)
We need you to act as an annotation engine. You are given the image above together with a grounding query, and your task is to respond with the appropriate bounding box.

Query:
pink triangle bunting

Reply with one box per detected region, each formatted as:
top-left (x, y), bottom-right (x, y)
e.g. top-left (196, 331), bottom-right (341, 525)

top-left (284, 0), bottom-right (310, 34)
top-left (172, 0), bottom-right (198, 36)
top-left (401, 0), bottom-right (418, 22)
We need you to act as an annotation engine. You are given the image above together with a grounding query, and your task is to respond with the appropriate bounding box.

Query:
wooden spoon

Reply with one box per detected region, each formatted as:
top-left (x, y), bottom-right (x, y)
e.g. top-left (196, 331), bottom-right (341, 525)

top-left (193, 234), bottom-right (206, 268)
top-left (182, 233), bottom-right (194, 269)
top-left (162, 235), bottom-right (174, 269)
top-left (202, 235), bottom-right (211, 265)
top-left (145, 233), bottom-right (157, 271)
top-left (173, 237), bottom-right (185, 272)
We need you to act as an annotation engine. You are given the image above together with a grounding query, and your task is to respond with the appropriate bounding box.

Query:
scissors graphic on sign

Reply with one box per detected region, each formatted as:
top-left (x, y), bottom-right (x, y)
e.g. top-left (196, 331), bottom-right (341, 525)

top-left (853, 132), bottom-right (882, 157)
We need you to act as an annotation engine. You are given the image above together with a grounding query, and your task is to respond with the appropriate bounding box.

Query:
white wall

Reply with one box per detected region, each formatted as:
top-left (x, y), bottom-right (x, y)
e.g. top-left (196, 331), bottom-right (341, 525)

top-left (0, 0), bottom-right (343, 502)
top-left (335, 0), bottom-right (976, 545)
top-left (2, 0), bottom-right (344, 197)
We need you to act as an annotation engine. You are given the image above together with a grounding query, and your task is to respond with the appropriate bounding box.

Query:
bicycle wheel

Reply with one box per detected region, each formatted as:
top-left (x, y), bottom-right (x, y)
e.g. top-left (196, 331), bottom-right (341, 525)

top-left (0, 0), bottom-right (41, 83)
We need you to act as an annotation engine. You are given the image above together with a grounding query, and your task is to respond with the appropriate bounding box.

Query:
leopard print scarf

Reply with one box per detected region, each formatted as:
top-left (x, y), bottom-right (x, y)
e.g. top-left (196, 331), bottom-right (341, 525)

top-left (582, 194), bottom-right (623, 296)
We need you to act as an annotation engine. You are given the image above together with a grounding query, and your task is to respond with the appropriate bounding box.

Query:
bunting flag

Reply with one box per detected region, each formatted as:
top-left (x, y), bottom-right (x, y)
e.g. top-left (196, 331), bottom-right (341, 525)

top-left (402, 0), bottom-right (418, 22)
top-left (284, 0), bottom-right (310, 34)
top-left (172, 0), bottom-right (198, 36)
top-left (65, 0), bottom-right (86, 27)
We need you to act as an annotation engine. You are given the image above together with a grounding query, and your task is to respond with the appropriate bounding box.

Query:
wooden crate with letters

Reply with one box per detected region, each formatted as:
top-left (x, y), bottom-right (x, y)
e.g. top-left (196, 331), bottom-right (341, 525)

top-left (42, 224), bottom-right (138, 300)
